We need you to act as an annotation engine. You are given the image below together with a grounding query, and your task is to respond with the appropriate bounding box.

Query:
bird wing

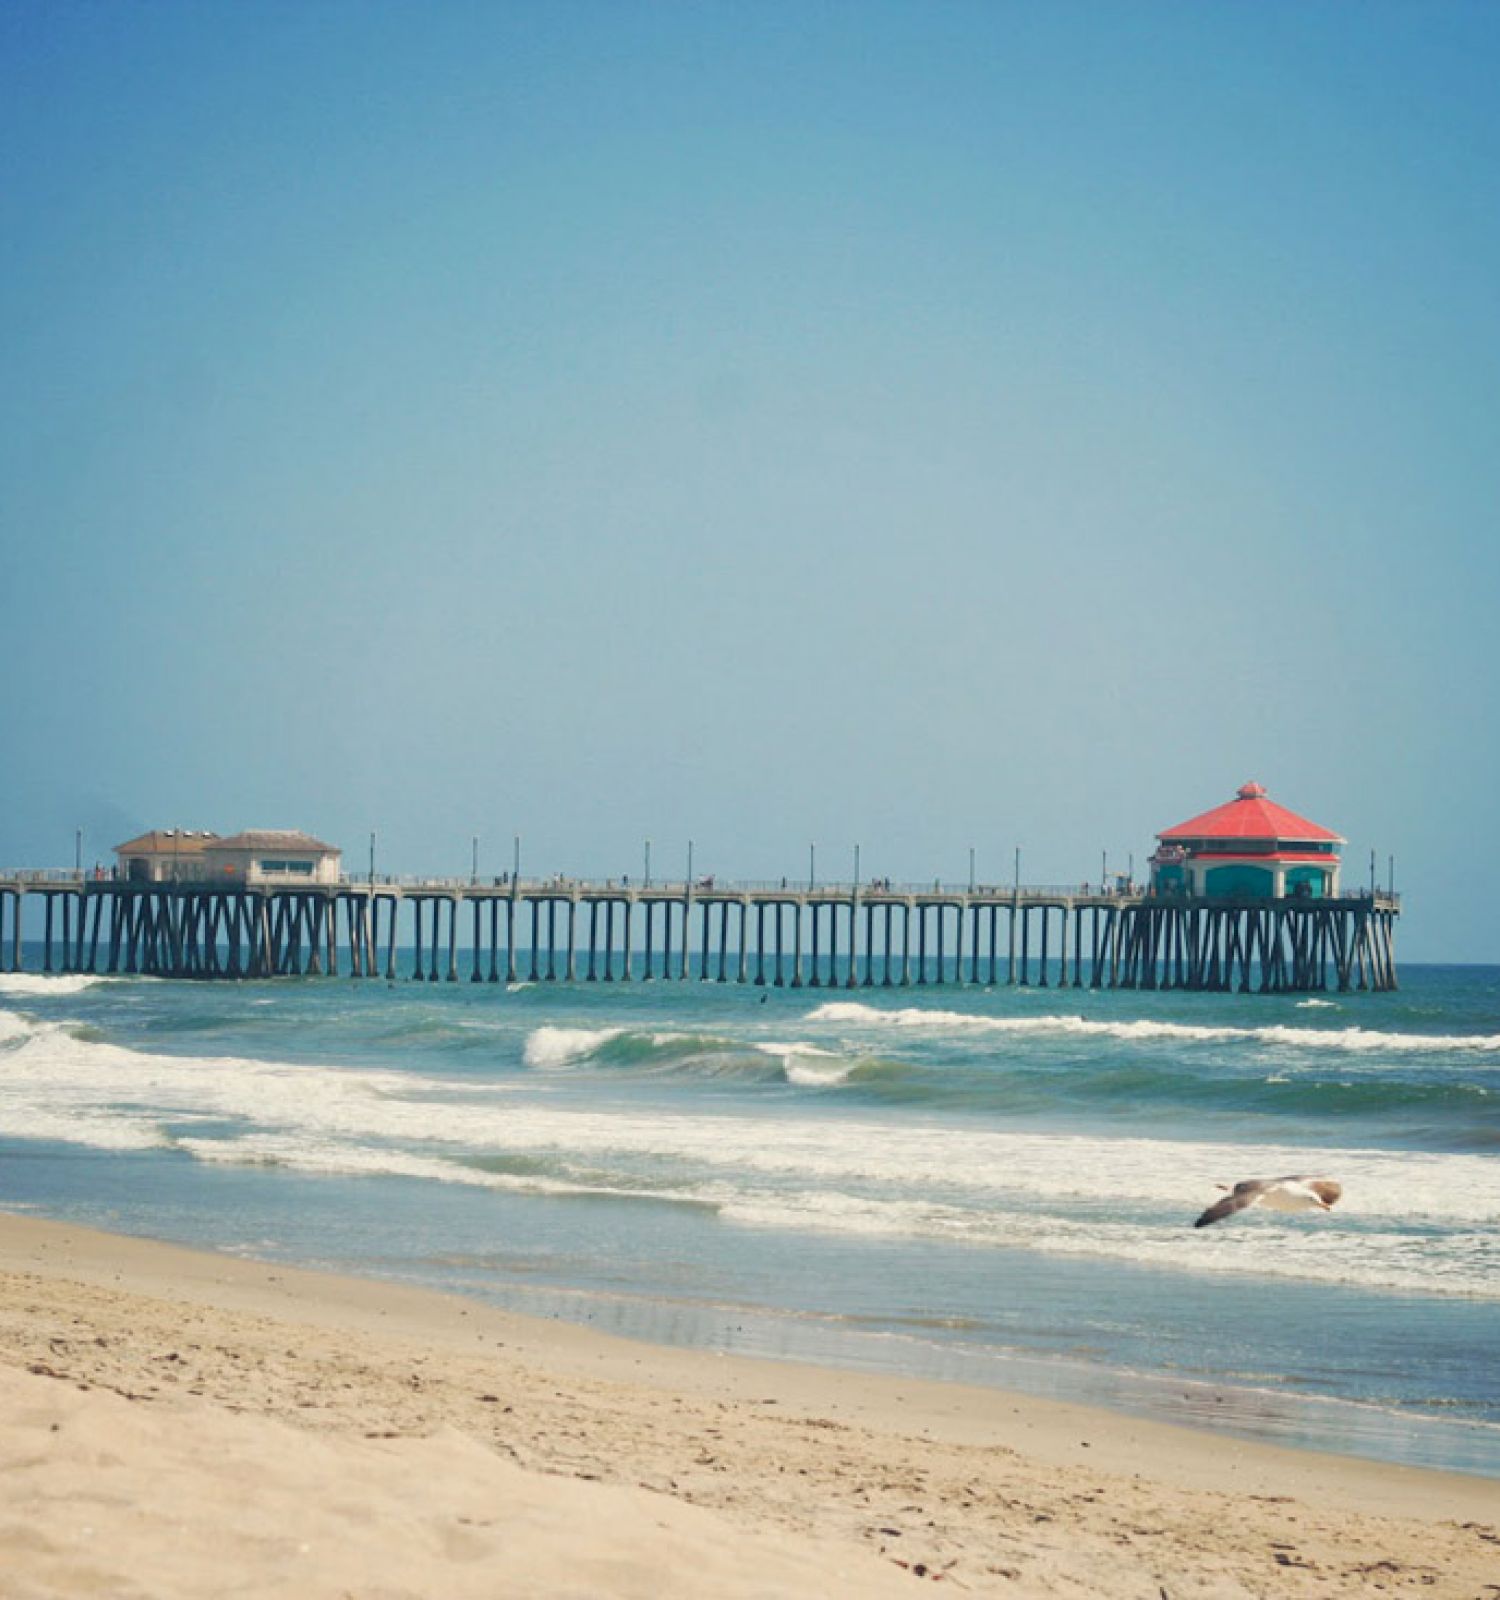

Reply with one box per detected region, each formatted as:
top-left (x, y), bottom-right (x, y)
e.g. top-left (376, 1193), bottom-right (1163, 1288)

top-left (1305, 1178), bottom-right (1342, 1208)
top-left (1193, 1182), bottom-right (1267, 1228)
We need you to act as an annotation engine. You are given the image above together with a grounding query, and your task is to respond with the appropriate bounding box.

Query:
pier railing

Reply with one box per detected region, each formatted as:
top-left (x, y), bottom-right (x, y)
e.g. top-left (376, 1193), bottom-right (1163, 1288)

top-left (0, 866), bottom-right (1401, 912)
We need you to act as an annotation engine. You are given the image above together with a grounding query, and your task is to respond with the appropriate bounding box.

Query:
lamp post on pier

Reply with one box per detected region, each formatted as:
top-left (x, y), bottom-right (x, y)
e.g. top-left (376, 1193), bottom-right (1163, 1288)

top-left (644, 840), bottom-right (651, 888)
top-left (513, 835), bottom-right (520, 886)
top-left (968, 846), bottom-right (975, 893)
top-left (809, 843), bottom-right (816, 892)
top-left (369, 831), bottom-right (375, 888)
top-left (471, 836), bottom-right (479, 886)
top-left (686, 840), bottom-right (694, 886)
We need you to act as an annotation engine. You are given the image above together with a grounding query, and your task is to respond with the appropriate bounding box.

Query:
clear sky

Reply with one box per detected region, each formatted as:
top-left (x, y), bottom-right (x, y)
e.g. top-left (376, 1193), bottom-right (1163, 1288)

top-left (2, 2), bottom-right (1497, 960)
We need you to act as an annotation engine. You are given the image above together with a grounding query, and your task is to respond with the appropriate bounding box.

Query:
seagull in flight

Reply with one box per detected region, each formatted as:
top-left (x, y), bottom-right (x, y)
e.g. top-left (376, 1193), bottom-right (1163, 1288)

top-left (1194, 1176), bottom-right (1342, 1228)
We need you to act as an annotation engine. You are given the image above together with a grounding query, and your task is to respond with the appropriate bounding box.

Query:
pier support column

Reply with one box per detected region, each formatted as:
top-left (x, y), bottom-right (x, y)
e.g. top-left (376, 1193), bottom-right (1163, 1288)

top-left (737, 901), bottom-right (749, 984)
top-left (791, 902), bottom-right (803, 988)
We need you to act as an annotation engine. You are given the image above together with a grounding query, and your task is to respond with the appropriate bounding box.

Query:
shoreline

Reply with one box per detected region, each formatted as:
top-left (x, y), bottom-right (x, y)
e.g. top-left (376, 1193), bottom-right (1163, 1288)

top-left (2, 1210), bottom-right (1497, 1597)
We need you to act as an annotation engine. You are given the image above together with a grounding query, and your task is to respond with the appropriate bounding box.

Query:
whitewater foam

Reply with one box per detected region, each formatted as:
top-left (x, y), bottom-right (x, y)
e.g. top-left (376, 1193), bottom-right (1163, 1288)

top-left (6, 1018), bottom-right (1495, 1222)
top-left (0, 973), bottom-right (107, 997)
top-left (805, 1001), bottom-right (1500, 1054)
top-left (522, 1025), bottom-right (624, 1068)
top-left (754, 1041), bottom-right (858, 1086)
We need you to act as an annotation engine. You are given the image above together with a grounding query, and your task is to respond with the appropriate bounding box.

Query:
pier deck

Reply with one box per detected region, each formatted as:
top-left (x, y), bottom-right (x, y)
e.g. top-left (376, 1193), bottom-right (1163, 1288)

top-left (0, 874), bottom-right (1401, 992)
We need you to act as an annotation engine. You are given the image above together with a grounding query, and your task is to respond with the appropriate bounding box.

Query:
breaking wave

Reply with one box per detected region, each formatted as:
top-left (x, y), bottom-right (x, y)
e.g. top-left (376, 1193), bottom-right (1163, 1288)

top-left (521, 1024), bottom-right (876, 1086)
top-left (805, 1001), bottom-right (1500, 1054)
top-left (0, 973), bottom-right (109, 998)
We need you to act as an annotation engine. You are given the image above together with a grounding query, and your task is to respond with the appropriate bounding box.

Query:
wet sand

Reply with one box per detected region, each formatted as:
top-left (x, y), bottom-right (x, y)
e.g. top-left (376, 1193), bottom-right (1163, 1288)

top-left (1, 1211), bottom-right (1495, 1597)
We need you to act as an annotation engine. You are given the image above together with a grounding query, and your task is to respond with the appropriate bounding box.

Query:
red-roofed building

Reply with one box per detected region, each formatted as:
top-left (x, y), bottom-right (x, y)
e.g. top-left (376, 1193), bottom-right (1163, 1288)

top-left (1150, 783), bottom-right (1344, 899)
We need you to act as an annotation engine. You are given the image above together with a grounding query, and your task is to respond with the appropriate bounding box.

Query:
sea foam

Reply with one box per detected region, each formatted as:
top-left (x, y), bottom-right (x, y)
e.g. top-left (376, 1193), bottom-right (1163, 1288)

top-left (0, 973), bottom-right (107, 998)
top-left (805, 1001), bottom-right (1500, 1053)
top-left (522, 1025), bottom-right (624, 1068)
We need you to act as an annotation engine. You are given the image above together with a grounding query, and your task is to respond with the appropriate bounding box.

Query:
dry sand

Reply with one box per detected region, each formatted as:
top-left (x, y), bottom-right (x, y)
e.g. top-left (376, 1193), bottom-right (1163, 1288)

top-left (0, 1211), bottom-right (1495, 1598)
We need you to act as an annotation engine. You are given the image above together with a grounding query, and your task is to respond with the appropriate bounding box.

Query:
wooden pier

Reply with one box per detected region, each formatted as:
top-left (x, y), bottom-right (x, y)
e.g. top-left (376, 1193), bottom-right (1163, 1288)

top-left (0, 874), bottom-right (1401, 992)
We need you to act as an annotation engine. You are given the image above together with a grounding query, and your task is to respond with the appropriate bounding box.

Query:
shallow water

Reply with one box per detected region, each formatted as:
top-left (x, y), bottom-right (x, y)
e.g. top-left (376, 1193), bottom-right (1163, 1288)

top-left (2, 960), bottom-right (1497, 1475)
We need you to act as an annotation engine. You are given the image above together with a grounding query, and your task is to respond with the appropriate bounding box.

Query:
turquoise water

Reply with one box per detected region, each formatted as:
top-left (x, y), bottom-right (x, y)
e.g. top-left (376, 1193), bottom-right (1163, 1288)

top-left (2, 961), bottom-right (1497, 1475)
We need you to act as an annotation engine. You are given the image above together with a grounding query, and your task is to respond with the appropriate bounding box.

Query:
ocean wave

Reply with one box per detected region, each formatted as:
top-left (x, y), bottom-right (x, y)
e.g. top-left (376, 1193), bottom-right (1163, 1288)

top-left (756, 1041), bottom-right (860, 1087)
top-left (805, 1001), bottom-right (1500, 1054)
top-left (715, 1191), bottom-right (1500, 1299)
top-left (519, 1024), bottom-right (877, 1086)
top-left (522, 1025), bottom-right (625, 1067)
top-left (0, 973), bottom-right (108, 997)
top-left (173, 1132), bottom-right (715, 1209)
top-left (0, 1009), bottom-right (32, 1044)
top-left (6, 1019), bottom-right (1499, 1241)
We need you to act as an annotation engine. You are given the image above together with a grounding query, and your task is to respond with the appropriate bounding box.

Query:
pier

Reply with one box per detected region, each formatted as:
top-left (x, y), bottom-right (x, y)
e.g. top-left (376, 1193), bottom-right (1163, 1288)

top-left (0, 874), bottom-right (1400, 992)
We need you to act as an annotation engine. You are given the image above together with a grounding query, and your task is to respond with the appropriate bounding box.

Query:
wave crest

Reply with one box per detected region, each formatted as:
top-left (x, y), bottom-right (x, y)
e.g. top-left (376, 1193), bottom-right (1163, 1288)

top-left (805, 1001), bottom-right (1500, 1054)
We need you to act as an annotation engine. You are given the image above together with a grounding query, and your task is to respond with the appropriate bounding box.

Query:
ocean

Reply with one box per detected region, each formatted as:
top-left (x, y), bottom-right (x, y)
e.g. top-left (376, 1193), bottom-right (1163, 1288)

top-left (2, 959), bottom-right (1497, 1477)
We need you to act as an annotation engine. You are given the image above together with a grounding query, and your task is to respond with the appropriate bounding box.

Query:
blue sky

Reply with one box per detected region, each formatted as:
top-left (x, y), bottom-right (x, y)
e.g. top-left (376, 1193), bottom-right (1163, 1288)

top-left (2, 2), bottom-right (1497, 959)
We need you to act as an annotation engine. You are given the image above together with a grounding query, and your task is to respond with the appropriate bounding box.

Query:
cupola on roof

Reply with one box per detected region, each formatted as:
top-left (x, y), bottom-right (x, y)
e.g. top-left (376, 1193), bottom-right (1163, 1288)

top-left (1158, 783), bottom-right (1344, 845)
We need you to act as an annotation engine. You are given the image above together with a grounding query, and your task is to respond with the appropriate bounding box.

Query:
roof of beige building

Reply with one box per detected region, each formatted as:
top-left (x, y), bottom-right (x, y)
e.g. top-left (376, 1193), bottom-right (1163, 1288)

top-left (114, 830), bottom-right (221, 856)
top-left (209, 830), bottom-right (339, 855)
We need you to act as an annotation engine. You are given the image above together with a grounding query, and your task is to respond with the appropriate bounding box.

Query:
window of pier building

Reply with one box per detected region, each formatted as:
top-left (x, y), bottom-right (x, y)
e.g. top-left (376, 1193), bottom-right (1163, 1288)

top-left (1203, 864), bottom-right (1276, 898)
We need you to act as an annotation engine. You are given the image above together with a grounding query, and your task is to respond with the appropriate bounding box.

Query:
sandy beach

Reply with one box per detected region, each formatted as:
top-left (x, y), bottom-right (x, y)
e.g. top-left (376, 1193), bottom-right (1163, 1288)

top-left (0, 1212), bottom-right (1495, 1598)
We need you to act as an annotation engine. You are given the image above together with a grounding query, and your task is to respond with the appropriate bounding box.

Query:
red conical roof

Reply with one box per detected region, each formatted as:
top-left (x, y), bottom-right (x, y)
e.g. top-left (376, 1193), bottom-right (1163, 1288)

top-left (1158, 783), bottom-right (1344, 844)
